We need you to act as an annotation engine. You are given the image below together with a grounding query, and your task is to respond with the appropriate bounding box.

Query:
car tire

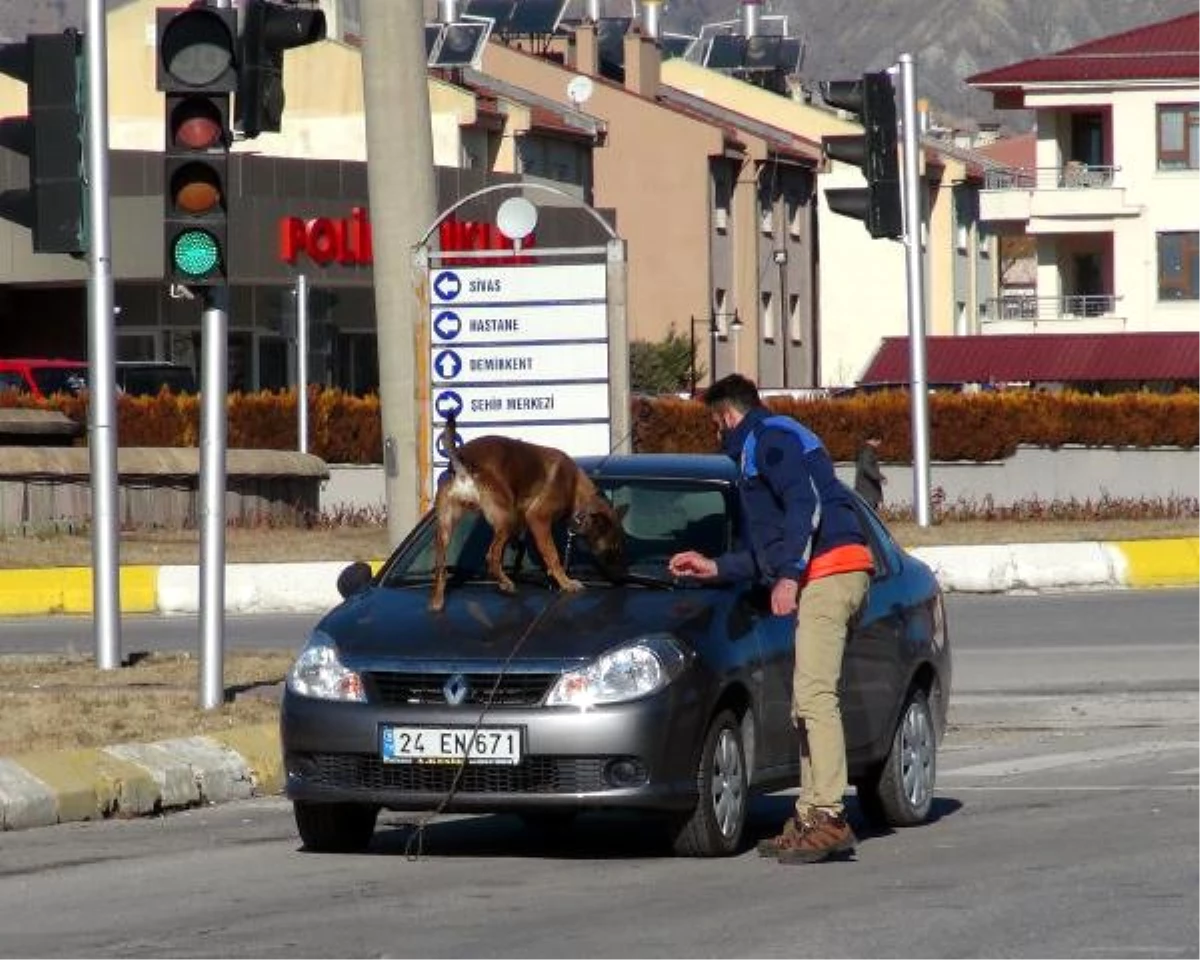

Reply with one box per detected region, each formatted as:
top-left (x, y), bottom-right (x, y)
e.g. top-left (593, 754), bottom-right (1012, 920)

top-left (855, 689), bottom-right (937, 828)
top-left (293, 800), bottom-right (379, 853)
top-left (670, 709), bottom-right (749, 857)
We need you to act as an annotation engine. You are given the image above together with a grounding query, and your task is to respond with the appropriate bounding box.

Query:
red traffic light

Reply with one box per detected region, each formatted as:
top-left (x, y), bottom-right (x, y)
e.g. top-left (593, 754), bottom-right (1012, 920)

top-left (169, 97), bottom-right (225, 149)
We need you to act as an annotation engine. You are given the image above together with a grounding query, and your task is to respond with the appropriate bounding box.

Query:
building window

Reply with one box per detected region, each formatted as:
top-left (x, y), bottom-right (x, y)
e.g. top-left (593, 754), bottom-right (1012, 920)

top-left (760, 292), bottom-right (775, 341)
top-left (1157, 231), bottom-right (1199, 300)
top-left (1157, 104), bottom-right (1199, 170)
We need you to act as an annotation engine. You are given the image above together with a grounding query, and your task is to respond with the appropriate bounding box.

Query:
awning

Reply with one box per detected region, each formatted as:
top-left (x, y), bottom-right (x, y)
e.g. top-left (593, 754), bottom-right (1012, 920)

top-left (858, 333), bottom-right (1200, 386)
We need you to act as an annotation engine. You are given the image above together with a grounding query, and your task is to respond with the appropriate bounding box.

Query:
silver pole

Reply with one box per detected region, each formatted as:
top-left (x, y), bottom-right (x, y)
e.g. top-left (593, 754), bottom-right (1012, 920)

top-left (296, 273), bottom-right (309, 454)
top-left (899, 53), bottom-right (932, 526)
top-left (199, 286), bottom-right (228, 710)
top-left (606, 238), bottom-right (630, 453)
top-left (198, 0), bottom-right (232, 709)
top-left (361, 0), bottom-right (438, 541)
top-left (85, 0), bottom-right (121, 670)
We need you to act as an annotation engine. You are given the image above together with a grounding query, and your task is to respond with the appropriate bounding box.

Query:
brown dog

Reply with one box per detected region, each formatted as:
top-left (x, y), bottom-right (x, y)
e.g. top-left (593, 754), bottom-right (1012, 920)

top-left (428, 416), bottom-right (627, 612)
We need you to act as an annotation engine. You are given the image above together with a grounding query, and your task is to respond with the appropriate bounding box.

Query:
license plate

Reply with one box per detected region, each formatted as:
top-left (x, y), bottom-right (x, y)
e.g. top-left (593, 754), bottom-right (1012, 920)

top-left (380, 725), bottom-right (523, 766)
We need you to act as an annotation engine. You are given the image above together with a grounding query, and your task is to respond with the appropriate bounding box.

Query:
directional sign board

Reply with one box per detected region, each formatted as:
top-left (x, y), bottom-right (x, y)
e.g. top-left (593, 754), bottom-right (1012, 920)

top-left (427, 262), bottom-right (611, 488)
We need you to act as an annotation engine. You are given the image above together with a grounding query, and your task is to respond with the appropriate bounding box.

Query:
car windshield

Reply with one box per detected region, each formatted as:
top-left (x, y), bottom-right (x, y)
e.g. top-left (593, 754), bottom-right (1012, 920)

top-left (382, 476), bottom-right (731, 586)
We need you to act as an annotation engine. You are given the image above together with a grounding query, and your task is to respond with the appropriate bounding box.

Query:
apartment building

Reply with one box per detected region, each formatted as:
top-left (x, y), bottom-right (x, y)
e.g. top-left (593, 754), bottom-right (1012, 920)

top-left (968, 12), bottom-right (1200, 335)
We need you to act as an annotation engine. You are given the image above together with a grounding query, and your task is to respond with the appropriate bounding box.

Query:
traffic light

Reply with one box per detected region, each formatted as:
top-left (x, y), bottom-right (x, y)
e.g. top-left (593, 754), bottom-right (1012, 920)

top-left (819, 71), bottom-right (902, 240)
top-left (157, 3), bottom-right (237, 286)
top-left (235, 0), bottom-right (326, 139)
top-left (0, 31), bottom-right (87, 255)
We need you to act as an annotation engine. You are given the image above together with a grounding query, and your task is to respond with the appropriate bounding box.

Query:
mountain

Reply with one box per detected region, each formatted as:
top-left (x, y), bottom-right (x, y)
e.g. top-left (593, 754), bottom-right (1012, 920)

top-left (3, 0), bottom-right (1197, 132)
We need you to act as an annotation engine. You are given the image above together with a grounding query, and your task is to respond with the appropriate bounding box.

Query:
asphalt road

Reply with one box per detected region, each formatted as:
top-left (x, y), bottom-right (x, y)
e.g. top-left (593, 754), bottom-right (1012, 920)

top-left (0, 589), bottom-right (1196, 957)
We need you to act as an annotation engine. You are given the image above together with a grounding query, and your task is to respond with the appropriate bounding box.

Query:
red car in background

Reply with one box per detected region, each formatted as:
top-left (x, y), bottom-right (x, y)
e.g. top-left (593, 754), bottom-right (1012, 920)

top-left (0, 358), bottom-right (89, 399)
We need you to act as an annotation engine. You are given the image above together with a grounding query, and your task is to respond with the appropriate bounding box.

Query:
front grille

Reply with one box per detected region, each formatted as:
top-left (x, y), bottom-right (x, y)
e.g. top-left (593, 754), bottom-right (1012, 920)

top-left (365, 671), bottom-right (556, 707)
top-left (303, 753), bottom-right (608, 794)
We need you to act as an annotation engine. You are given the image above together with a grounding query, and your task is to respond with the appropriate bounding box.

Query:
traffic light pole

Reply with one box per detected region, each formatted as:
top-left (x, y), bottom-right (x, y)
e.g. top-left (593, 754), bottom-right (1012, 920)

top-left (199, 284), bottom-right (228, 710)
top-left (899, 53), bottom-right (932, 527)
top-left (85, 0), bottom-right (122, 670)
top-left (361, 0), bottom-right (438, 541)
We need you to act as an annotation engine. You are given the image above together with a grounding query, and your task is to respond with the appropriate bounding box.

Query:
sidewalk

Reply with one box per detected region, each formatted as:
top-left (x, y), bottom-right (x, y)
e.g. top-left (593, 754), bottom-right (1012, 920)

top-left (0, 537), bottom-right (1196, 832)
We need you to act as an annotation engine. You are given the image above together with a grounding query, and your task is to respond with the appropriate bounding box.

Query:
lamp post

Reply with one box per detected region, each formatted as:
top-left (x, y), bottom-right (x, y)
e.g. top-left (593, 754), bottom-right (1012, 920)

top-left (773, 248), bottom-right (789, 389)
top-left (689, 310), bottom-right (743, 395)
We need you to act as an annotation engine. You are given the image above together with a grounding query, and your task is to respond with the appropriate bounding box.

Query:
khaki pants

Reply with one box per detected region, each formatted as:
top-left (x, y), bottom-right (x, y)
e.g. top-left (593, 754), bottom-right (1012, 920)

top-left (791, 569), bottom-right (870, 818)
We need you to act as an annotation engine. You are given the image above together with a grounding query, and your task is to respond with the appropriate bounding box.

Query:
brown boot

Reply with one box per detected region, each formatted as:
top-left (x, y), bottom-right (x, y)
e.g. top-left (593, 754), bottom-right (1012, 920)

top-left (755, 816), bottom-right (808, 858)
top-left (775, 808), bottom-right (856, 864)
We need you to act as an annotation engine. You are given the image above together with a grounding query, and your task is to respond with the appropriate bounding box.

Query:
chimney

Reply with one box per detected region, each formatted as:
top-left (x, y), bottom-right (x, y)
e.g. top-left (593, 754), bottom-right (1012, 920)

top-left (640, 0), bottom-right (662, 39)
top-left (741, 0), bottom-right (763, 37)
top-left (624, 27), bottom-right (661, 98)
top-left (438, 0), bottom-right (459, 24)
top-left (586, 0), bottom-right (601, 22)
top-left (570, 20), bottom-right (600, 75)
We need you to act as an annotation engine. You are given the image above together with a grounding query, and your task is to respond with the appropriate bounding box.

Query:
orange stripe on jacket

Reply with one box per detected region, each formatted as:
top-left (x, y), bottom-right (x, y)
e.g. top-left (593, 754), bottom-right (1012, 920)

top-left (802, 543), bottom-right (875, 586)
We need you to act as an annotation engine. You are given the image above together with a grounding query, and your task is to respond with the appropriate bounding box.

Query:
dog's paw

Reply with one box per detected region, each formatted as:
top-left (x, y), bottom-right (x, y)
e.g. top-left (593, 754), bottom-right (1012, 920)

top-left (560, 578), bottom-right (584, 593)
top-left (497, 579), bottom-right (517, 595)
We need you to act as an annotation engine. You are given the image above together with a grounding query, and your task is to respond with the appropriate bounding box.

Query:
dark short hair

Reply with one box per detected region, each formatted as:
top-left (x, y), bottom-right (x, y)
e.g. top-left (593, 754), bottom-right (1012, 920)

top-left (704, 374), bottom-right (762, 413)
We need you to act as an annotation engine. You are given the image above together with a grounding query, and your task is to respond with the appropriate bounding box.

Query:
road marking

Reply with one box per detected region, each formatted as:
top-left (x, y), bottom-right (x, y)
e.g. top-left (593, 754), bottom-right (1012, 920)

top-left (941, 740), bottom-right (1197, 778)
top-left (941, 785), bottom-right (1196, 792)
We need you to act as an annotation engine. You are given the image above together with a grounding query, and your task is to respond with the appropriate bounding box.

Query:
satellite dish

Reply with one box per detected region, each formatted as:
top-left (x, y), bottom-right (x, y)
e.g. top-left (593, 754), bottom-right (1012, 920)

top-left (496, 196), bottom-right (538, 241)
top-left (566, 74), bottom-right (595, 106)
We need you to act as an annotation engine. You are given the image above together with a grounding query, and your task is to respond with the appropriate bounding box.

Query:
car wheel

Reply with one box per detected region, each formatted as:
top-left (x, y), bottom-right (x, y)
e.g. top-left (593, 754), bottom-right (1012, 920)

top-left (293, 800), bottom-right (379, 852)
top-left (856, 689), bottom-right (936, 828)
top-left (670, 709), bottom-right (749, 857)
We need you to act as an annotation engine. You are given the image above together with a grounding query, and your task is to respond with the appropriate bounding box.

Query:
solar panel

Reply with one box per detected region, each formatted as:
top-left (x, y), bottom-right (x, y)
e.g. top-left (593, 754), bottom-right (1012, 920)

top-left (705, 34), bottom-right (746, 69)
top-left (660, 32), bottom-right (696, 60)
top-left (463, 0), bottom-right (517, 30)
top-left (424, 24), bottom-right (442, 60)
top-left (596, 16), bottom-right (631, 68)
top-left (430, 21), bottom-right (491, 67)
top-left (507, 0), bottom-right (569, 35)
top-left (743, 35), bottom-right (781, 71)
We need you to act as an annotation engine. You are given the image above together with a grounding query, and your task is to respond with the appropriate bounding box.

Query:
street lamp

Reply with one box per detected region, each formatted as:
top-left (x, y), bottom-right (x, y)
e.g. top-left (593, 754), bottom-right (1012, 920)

top-left (773, 248), bottom-right (789, 389)
top-left (689, 309), bottom-right (743, 395)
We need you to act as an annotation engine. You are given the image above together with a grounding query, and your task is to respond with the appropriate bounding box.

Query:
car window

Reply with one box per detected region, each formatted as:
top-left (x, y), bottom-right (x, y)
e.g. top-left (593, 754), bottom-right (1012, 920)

top-left (851, 497), bottom-right (897, 578)
top-left (30, 367), bottom-right (88, 397)
top-left (119, 367), bottom-right (197, 396)
top-left (382, 477), bottom-right (732, 584)
top-left (0, 371), bottom-right (28, 393)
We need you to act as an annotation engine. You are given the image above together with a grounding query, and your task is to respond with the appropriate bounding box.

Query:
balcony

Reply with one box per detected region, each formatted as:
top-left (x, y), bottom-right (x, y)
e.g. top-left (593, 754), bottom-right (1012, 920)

top-left (979, 164), bottom-right (1140, 228)
top-left (983, 295), bottom-right (1128, 334)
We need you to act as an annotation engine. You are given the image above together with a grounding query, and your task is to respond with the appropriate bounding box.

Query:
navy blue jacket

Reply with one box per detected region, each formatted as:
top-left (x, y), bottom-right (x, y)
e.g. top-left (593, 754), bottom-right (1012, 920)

top-left (714, 408), bottom-right (868, 584)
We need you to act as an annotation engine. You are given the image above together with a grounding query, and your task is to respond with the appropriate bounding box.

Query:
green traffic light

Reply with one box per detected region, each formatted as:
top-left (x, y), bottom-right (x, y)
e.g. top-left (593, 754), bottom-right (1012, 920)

top-left (172, 229), bottom-right (219, 277)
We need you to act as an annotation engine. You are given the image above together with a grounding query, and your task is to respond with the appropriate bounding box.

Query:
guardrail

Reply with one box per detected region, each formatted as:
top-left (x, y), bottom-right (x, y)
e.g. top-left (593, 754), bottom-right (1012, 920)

top-left (985, 295), bottom-right (1122, 321)
top-left (983, 164), bottom-right (1119, 190)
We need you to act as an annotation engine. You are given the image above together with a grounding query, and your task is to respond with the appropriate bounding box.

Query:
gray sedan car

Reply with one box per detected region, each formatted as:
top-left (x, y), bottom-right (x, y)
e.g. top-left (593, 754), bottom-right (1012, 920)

top-left (281, 454), bottom-right (951, 856)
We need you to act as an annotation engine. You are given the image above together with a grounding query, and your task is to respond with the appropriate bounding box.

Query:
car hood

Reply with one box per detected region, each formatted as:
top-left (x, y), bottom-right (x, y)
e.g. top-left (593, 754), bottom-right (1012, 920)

top-left (317, 581), bottom-right (720, 668)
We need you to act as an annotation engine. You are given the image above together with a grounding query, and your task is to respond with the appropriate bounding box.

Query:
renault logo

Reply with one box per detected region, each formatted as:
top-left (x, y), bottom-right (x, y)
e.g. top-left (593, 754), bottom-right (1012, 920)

top-left (443, 673), bottom-right (470, 706)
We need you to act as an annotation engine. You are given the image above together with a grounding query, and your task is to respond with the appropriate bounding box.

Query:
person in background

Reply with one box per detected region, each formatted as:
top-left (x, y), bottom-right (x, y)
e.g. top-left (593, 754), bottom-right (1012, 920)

top-left (854, 433), bottom-right (886, 512)
top-left (667, 374), bottom-right (873, 864)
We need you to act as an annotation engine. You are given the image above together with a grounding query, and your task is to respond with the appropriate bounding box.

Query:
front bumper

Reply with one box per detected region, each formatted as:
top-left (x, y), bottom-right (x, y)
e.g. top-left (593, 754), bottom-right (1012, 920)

top-left (281, 684), bottom-right (707, 813)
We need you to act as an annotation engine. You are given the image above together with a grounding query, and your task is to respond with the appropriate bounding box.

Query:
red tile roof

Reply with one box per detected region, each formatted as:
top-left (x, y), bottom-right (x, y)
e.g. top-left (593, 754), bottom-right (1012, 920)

top-left (974, 132), bottom-right (1036, 171)
top-left (968, 12), bottom-right (1199, 87)
top-left (858, 333), bottom-right (1200, 386)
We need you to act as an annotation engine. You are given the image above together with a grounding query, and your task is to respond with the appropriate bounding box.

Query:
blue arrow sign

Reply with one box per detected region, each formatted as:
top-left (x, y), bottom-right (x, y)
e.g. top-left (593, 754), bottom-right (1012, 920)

top-left (433, 270), bottom-right (462, 301)
top-left (433, 310), bottom-right (462, 341)
top-left (434, 390), bottom-right (463, 420)
top-left (436, 431), bottom-right (465, 457)
top-left (434, 349), bottom-right (462, 380)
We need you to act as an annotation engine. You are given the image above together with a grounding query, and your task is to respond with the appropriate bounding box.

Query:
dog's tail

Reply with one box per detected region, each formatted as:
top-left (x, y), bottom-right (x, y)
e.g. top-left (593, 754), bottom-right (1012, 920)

top-left (441, 412), bottom-right (466, 475)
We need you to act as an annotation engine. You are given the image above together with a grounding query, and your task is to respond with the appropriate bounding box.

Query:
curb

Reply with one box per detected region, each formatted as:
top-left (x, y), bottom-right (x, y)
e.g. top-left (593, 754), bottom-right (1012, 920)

top-left (0, 540), bottom-right (1195, 617)
top-left (0, 724), bottom-right (280, 832)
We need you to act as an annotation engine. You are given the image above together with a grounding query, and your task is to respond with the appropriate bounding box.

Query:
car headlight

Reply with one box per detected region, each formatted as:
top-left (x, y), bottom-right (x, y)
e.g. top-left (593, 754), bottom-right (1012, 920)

top-left (287, 632), bottom-right (366, 702)
top-left (546, 634), bottom-right (689, 709)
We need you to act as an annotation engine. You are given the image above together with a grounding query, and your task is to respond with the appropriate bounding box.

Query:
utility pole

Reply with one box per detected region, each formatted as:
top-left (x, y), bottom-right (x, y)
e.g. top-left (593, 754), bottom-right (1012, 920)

top-left (360, 0), bottom-right (438, 542)
top-left (86, 0), bottom-right (121, 670)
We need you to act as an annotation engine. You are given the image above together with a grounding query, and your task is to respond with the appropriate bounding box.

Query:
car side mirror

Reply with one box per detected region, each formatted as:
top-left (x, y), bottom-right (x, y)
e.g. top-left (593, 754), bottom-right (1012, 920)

top-left (336, 561), bottom-right (373, 599)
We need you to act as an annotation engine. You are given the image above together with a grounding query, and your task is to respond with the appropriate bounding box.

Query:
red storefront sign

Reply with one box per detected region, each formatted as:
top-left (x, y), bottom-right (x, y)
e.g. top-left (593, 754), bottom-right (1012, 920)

top-left (278, 208), bottom-right (535, 266)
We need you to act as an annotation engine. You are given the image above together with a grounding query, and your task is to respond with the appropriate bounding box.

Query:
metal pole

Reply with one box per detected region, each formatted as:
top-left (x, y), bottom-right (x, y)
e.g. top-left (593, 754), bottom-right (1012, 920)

top-left (709, 318), bottom-right (718, 385)
top-left (778, 255), bottom-right (789, 389)
top-left (606, 238), bottom-right (630, 453)
top-left (85, 0), bottom-right (121, 670)
top-left (197, 0), bottom-right (232, 710)
top-left (361, 0), bottom-right (438, 542)
top-left (296, 273), bottom-right (309, 454)
top-left (199, 285), bottom-right (228, 710)
top-left (899, 53), bottom-right (932, 527)
top-left (688, 315), bottom-right (697, 395)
